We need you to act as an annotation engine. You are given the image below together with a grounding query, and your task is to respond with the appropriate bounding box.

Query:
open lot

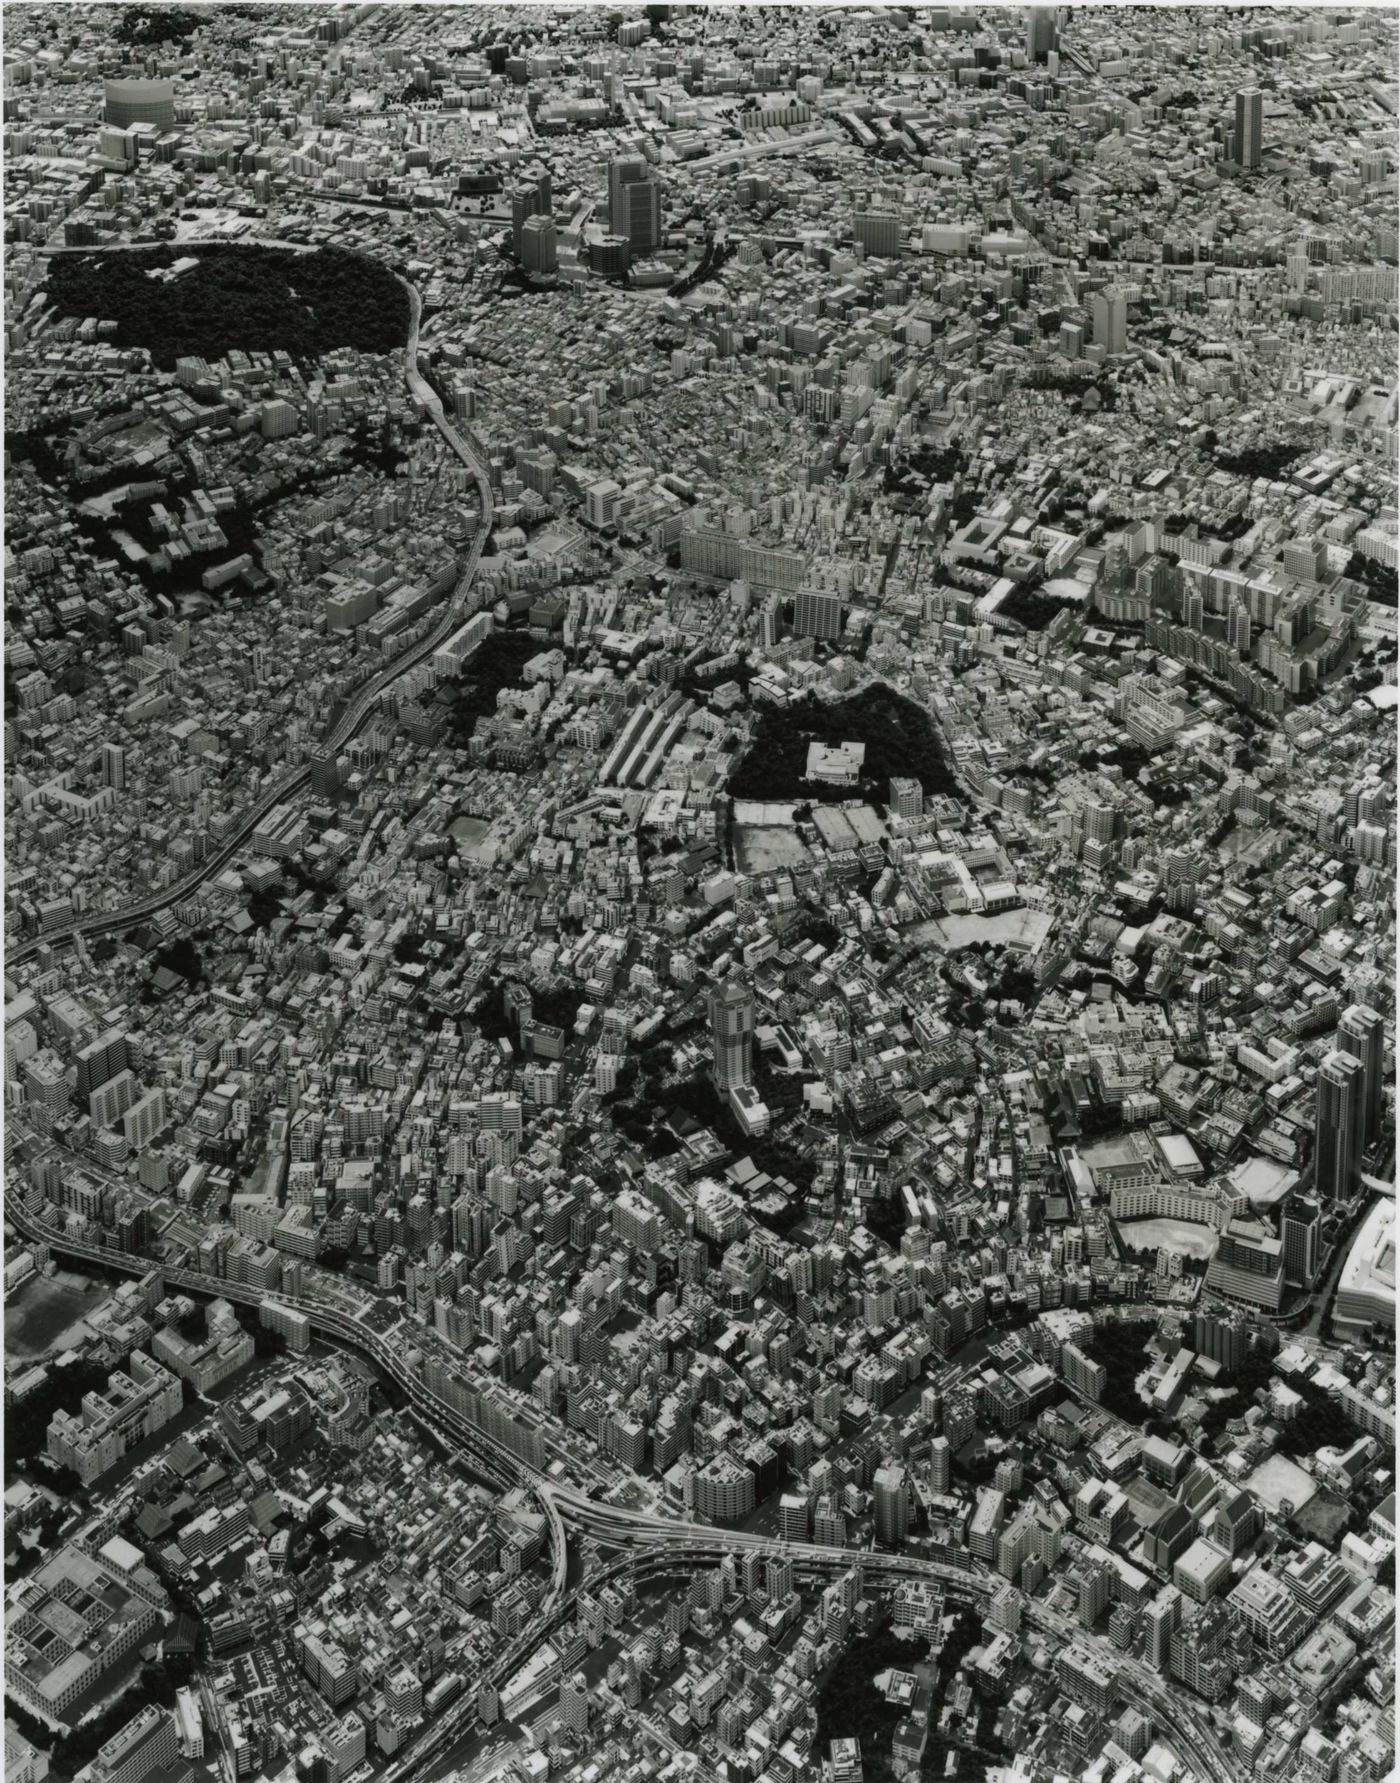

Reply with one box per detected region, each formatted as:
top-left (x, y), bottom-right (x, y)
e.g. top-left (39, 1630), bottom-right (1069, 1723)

top-left (907, 908), bottom-right (1055, 952)
top-left (5, 1272), bottom-right (110, 1362)
top-left (1247, 1453), bottom-right (1318, 1516)
top-left (1116, 1217), bottom-right (1219, 1261)
top-left (733, 825), bottom-right (812, 874)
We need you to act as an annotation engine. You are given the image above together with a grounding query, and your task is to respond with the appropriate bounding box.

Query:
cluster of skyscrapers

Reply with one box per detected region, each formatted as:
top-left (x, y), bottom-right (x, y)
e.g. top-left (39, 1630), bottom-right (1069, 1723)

top-left (509, 151), bottom-right (662, 280)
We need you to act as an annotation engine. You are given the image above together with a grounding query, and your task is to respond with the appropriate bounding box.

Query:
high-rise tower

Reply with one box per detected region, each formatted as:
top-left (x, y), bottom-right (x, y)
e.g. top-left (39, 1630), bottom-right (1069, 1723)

top-left (709, 980), bottom-right (755, 1091)
top-left (1314, 1051), bottom-right (1364, 1202)
top-left (1337, 1004), bottom-right (1385, 1151)
top-left (1281, 1196), bottom-right (1322, 1289)
top-left (510, 167), bottom-right (552, 260)
top-left (1026, 6), bottom-right (1058, 61)
top-left (1235, 89), bottom-right (1263, 170)
top-left (608, 154), bottom-right (661, 254)
top-left (1091, 287), bottom-right (1127, 356)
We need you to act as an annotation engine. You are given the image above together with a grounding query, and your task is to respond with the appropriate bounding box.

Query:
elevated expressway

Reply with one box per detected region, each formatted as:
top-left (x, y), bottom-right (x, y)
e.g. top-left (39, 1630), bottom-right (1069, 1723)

top-left (6, 1204), bottom-right (1236, 1783)
top-left (7, 256), bottom-right (493, 972)
top-left (4, 240), bottom-right (1235, 1783)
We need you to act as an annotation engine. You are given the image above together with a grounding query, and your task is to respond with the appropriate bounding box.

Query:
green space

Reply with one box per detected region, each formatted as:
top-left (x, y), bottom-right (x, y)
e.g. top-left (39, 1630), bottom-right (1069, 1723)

top-left (814, 1611), bottom-right (1001, 1783)
top-left (1346, 551), bottom-right (1398, 608)
top-left (46, 245), bottom-right (410, 371)
top-left (1082, 1320), bottom-right (1156, 1424)
top-left (997, 583), bottom-right (1080, 631)
top-left (727, 683), bottom-right (959, 805)
top-left (1213, 440), bottom-right (1307, 480)
top-left (5, 1356), bottom-right (111, 1477)
top-left (4, 1274), bottom-right (105, 1361)
top-left (603, 1052), bottom-right (817, 1213)
top-left (441, 630), bottom-right (547, 748)
top-left (114, 6), bottom-right (202, 45)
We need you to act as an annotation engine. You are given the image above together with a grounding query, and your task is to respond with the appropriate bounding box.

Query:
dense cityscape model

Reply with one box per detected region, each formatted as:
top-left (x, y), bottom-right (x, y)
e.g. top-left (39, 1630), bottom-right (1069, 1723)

top-left (2, 5), bottom-right (1396, 1783)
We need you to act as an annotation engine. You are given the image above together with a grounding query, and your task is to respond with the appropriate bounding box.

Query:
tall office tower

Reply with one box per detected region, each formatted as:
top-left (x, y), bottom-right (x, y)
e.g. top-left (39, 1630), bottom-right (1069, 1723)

top-left (709, 980), bottom-right (755, 1091)
top-left (308, 744), bottom-right (341, 800)
top-left (1144, 1587), bottom-right (1181, 1670)
top-left (104, 78), bottom-right (175, 129)
top-left (1026, 6), bottom-right (1058, 60)
top-left (1338, 1004), bottom-right (1385, 1148)
top-left (1281, 1195), bottom-right (1322, 1289)
top-left (101, 742), bottom-right (126, 791)
top-left (1282, 536), bottom-right (1327, 582)
top-left (510, 168), bottom-right (552, 259)
top-left (889, 776), bottom-right (923, 821)
top-left (608, 155), bottom-right (661, 254)
top-left (1090, 286), bottom-right (1127, 356)
top-left (853, 209), bottom-right (902, 259)
top-left (928, 1434), bottom-right (951, 1494)
top-left (873, 1463), bottom-right (909, 1546)
top-left (1235, 88), bottom-right (1263, 170)
top-left (520, 213), bottom-right (557, 275)
top-left (1314, 1051), bottom-right (1364, 1202)
top-left (1084, 801), bottom-right (1117, 846)
top-left (1078, 1563), bottom-right (1113, 1629)
top-left (794, 587), bottom-right (843, 640)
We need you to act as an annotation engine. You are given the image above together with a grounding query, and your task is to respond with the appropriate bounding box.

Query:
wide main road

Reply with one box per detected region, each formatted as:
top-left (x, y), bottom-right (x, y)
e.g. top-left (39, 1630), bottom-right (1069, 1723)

top-left (4, 1200), bottom-right (562, 1588)
top-left (9, 1202), bottom-right (1236, 1783)
top-left (7, 248), bottom-right (494, 972)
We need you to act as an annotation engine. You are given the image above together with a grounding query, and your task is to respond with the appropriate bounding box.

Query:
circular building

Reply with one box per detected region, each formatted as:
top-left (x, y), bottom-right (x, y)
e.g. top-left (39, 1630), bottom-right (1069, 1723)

top-left (104, 78), bottom-right (176, 130)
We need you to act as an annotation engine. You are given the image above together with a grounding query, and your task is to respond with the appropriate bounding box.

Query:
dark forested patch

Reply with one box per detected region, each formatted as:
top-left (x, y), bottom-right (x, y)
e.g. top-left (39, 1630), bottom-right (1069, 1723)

top-left (727, 683), bottom-right (959, 804)
top-left (1082, 1320), bottom-right (1156, 1424)
top-left (1213, 440), bottom-right (1306, 481)
top-left (996, 584), bottom-right (1079, 631)
top-left (440, 630), bottom-right (545, 747)
top-left (45, 245), bottom-right (410, 370)
top-left (113, 6), bottom-right (202, 44)
top-left (1346, 552), bottom-right (1398, 609)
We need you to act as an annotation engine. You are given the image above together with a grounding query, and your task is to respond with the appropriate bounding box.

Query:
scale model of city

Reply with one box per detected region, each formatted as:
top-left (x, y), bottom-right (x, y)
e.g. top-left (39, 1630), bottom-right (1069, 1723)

top-left (2, 7), bottom-right (1396, 1783)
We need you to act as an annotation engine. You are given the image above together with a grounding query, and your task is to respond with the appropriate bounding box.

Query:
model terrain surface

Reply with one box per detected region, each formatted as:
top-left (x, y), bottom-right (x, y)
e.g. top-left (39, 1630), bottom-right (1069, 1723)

top-left (2, 7), bottom-right (1397, 1783)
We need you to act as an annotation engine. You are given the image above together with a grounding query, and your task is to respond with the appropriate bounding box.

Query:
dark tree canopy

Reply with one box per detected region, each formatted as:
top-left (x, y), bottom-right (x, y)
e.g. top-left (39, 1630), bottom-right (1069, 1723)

top-left (727, 683), bottom-right (959, 805)
top-left (46, 245), bottom-right (411, 370)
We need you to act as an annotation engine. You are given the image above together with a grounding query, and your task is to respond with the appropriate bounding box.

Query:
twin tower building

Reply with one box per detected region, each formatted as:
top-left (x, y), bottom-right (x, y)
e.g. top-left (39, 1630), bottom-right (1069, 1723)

top-left (1314, 1003), bottom-right (1387, 1203)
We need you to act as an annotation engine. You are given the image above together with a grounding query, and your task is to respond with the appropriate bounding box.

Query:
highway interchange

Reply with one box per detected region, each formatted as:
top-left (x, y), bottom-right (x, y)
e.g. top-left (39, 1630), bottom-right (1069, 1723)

top-left (5, 1199), bottom-right (1237, 1783)
top-left (7, 242), bottom-right (1237, 1783)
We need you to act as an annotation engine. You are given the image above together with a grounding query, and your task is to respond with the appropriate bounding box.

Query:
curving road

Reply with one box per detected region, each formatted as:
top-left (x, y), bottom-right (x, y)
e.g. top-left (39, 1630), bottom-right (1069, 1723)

top-left (8, 1201), bottom-right (1236, 1783)
top-left (7, 251), bottom-right (493, 972)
